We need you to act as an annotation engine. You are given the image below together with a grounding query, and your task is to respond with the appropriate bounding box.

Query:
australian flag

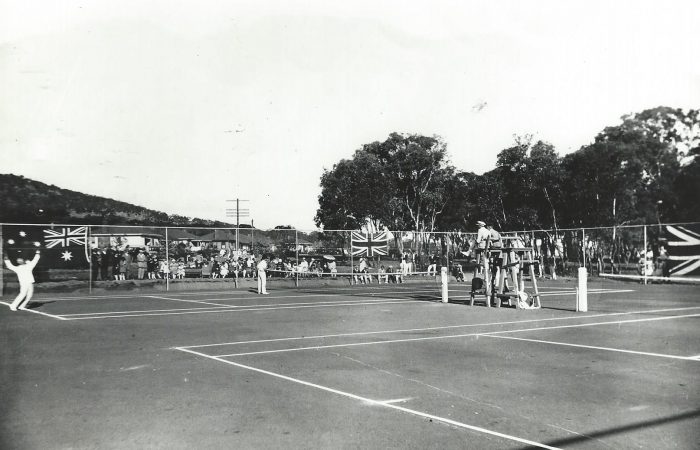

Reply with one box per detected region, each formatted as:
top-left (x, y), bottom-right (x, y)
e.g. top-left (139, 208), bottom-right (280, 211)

top-left (351, 231), bottom-right (388, 257)
top-left (664, 225), bottom-right (700, 276)
top-left (2, 224), bottom-right (90, 270)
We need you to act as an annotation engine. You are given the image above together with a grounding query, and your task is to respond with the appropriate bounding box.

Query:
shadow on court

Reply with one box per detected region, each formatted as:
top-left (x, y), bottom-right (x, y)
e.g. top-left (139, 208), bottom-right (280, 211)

top-left (542, 409), bottom-right (700, 449)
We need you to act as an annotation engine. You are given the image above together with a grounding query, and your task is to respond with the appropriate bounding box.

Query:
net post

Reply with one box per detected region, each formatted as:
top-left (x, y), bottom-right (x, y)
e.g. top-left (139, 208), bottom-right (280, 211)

top-left (441, 266), bottom-right (448, 303)
top-left (581, 228), bottom-right (586, 270)
top-left (576, 266), bottom-right (587, 312)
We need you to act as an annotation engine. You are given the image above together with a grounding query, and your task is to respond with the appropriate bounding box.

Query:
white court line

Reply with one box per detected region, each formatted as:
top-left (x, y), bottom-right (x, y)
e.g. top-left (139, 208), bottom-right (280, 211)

top-left (179, 306), bottom-right (700, 349)
top-left (479, 313), bottom-right (700, 337)
top-left (0, 301), bottom-right (67, 320)
top-left (479, 334), bottom-right (699, 361)
top-left (212, 311), bottom-right (700, 358)
top-left (59, 297), bottom-right (420, 317)
top-left (176, 347), bottom-right (559, 449)
top-left (62, 299), bottom-right (426, 320)
top-left (145, 295), bottom-right (233, 307)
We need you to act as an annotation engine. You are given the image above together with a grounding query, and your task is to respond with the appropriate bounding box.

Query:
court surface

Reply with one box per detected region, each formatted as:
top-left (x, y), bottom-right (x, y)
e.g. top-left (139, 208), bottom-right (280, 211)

top-left (1, 277), bottom-right (698, 449)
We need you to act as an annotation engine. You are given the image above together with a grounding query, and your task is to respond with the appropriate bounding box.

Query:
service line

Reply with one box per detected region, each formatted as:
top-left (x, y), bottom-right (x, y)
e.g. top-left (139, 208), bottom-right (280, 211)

top-left (479, 334), bottom-right (699, 361)
top-left (179, 306), bottom-right (699, 349)
top-left (210, 310), bottom-right (700, 360)
top-left (61, 299), bottom-right (425, 320)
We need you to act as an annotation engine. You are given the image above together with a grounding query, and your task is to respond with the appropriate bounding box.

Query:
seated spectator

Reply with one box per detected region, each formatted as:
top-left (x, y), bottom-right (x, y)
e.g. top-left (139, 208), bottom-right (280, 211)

top-left (177, 260), bottom-right (186, 279)
top-left (168, 258), bottom-right (179, 280)
top-left (159, 259), bottom-right (169, 279)
top-left (453, 263), bottom-right (464, 282)
top-left (362, 268), bottom-right (371, 284)
top-left (378, 265), bottom-right (387, 284)
top-left (220, 261), bottom-right (229, 278)
top-left (299, 258), bottom-right (309, 277)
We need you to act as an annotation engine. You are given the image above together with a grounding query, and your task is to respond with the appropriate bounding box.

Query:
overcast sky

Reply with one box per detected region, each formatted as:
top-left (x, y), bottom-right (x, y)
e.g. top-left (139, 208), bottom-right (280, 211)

top-left (1, 0), bottom-right (699, 229)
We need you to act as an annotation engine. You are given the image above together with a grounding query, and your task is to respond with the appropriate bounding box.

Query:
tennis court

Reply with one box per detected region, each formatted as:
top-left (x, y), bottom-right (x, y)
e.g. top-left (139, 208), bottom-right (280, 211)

top-left (1, 277), bottom-right (698, 449)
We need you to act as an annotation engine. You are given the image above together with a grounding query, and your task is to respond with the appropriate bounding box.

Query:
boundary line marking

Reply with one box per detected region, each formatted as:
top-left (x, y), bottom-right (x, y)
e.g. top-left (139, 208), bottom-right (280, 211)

top-left (59, 297), bottom-right (424, 317)
top-left (61, 299), bottom-right (426, 320)
top-left (478, 334), bottom-right (699, 361)
top-left (0, 301), bottom-right (67, 320)
top-left (175, 347), bottom-right (559, 449)
top-left (178, 306), bottom-right (700, 349)
top-left (145, 295), bottom-right (234, 308)
top-left (210, 312), bottom-right (700, 359)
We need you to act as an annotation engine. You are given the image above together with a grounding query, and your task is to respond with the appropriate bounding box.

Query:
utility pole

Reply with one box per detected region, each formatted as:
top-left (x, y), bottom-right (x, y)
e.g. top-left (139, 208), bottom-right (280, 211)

top-left (226, 199), bottom-right (249, 253)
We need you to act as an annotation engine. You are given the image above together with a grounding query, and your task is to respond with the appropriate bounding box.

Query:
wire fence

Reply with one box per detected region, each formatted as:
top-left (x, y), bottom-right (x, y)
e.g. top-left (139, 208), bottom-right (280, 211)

top-left (2, 222), bottom-right (698, 295)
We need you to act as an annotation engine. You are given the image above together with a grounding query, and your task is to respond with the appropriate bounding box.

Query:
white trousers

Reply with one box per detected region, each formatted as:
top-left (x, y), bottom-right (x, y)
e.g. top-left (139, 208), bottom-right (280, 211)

top-left (257, 269), bottom-right (268, 294)
top-left (11, 282), bottom-right (34, 309)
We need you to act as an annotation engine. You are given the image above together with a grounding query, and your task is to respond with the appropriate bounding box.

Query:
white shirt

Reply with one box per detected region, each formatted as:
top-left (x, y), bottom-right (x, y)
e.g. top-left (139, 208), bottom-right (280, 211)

top-left (4, 253), bottom-right (40, 284)
top-left (476, 227), bottom-right (490, 249)
top-left (257, 260), bottom-right (268, 271)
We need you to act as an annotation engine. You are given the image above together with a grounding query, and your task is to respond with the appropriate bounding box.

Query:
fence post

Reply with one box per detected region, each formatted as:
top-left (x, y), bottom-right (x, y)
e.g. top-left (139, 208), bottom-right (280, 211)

top-left (165, 227), bottom-right (170, 292)
top-left (350, 230), bottom-right (354, 284)
top-left (643, 225), bottom-right (647, 285)
top-left (295, 229), bottom-right (299, 288)
top-left (88, 225), bottom-right (93, 294)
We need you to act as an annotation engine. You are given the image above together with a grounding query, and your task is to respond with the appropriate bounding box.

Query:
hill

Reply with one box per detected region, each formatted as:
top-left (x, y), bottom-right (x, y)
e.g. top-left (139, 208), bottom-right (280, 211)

top-left (0, 174), bottom-right (231, 227)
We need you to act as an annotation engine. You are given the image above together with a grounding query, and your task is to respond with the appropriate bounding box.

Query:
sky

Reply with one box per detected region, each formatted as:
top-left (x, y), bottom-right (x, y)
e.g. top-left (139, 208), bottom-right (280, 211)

top-left (1, 0), bottom-right (699, 230)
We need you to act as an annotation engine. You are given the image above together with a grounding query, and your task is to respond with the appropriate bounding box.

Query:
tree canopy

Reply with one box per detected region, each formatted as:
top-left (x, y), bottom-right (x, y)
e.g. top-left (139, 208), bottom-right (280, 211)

top-left (315, 107), bottom-right (700, 232)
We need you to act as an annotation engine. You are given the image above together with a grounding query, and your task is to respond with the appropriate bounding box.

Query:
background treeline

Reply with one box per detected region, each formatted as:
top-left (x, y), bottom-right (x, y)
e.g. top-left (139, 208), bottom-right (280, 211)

top-left (0, 174), bottom-right (231, 227)
top-left (315, 106), bottom-right (700, 232)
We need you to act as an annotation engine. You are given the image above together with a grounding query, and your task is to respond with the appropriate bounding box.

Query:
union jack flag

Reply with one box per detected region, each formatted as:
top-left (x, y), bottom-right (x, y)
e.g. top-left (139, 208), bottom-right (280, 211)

top-left (351, 231), bottom-right (388, 257)
top-left (665, 225), bottom-right (700, 276)
top-left (43, 227), bottom-right (88, 248)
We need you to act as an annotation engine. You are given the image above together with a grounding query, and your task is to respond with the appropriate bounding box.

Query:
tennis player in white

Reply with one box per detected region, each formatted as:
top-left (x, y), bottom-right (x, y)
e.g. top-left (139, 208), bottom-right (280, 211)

top-left (4, 250), bottom-right (41, 311)
top-left (257, 256), bottom-right (270, 295)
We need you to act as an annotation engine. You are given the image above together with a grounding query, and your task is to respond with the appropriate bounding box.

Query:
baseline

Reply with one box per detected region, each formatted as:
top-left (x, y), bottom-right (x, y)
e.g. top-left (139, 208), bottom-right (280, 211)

top-left (0, 300), bottom-right (67, 320)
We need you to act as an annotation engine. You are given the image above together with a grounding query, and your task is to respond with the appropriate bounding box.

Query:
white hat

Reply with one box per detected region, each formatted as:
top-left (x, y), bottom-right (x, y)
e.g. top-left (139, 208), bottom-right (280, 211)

top-left (477, 221), bottom-right (486, 226)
